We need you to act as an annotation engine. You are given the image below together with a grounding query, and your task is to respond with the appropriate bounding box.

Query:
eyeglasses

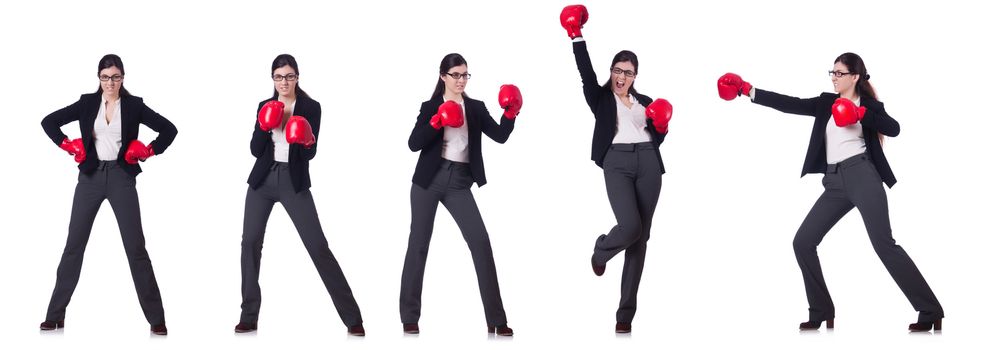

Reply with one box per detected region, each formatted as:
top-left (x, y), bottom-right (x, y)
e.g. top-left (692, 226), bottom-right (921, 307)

top-left (444, 72), bottom-right (471, 80)
top-left (611, 67), bottom-right (636, 78)
top-left (272, 74), bottom-right (298, 82)
top-left (98, 75), bottom-right (123, 82)
top-left (828, 70), bottom-right (854, 78)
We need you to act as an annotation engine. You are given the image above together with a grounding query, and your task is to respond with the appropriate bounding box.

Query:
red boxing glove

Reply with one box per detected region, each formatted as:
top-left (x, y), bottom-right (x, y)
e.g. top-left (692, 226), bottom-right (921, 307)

top-left (498, 84), bottom-right (523, 120)
top-left (831, 98), bottom-right (866, 127)
top-left (258, 100), bottom-right (285, 132)
top-left (124, 140), bottom-right (154, 164)
top-left (285, 115), bottom-right (316, 148)
top-left (717, 73), bottom-right (752, 101)
top-left (560, 5), bottom-right (588, 39)
top-left (645, 99), bottom-right (673, 133)
top-left (59, 137), bottom-right (86, 163)
top-left (429, 100), bottom-right (465, 129)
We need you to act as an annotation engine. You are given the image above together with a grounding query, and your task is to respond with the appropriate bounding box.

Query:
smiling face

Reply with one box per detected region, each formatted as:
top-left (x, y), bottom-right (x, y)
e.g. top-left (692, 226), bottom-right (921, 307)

top-left (441, 64), bottom-right (468, 96)
top-left (99, 66), bottom-right (123, 97)
top-left (611, 61), bottom-right (635, 96)
top-left (272, 65), bottom-right (298, 98)
top-left (831, 61), bottom-right (859, 96)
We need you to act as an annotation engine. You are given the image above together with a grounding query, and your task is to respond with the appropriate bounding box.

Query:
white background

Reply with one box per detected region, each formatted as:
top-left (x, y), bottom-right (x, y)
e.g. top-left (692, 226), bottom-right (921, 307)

top-left (1, 0), bottom-right (986, 349)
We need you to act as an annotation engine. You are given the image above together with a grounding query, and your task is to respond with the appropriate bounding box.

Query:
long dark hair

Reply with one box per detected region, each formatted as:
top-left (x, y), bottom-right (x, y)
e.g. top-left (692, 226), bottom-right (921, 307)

top-left (836, 52), bottom-right (886, 143)
top-left (95, 54), bottom-right (132, 97)
top-left (604, 50), bottom-right (639, 95)
top-left (834, 52), bottom-right (877, 101)
top-left (431, 53), bottom-right (470, 100)
top-left (270, 54), bottom-right (310, 99)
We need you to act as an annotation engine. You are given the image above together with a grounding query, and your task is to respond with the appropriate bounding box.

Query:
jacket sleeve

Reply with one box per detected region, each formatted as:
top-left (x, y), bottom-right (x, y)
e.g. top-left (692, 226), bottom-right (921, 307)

top-left (859, 99), bottom-right (900, 137)
top-left (408, 101), bottom-right (442, 151)
top-left (250, 101), bottom-right (272, 158)
top-left (40, 96), bottom-right (84, 145)
top-left (751, 88), bottom-right (820, 117)
top-left (479, 101), bottom-right (515, 144)
top-left (573, 40), bottom-right (603, 113)
top-left (139, 99), bottom-right (178, 155)
top-left (652, 131), bottom-right (667, 146)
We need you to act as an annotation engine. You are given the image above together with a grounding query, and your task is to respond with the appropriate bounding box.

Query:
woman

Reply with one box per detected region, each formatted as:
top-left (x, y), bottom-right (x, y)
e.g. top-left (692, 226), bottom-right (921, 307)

top-left (400, 53), bottom-right (521, 336)
top-left (561, 5), bottom-right (673, 334)
top-left (39, 54), bottom-right (178, 335)
top-left (717, 52), bottom-right (944, 331)
top-left (236, 54), bottom-right (364, 336)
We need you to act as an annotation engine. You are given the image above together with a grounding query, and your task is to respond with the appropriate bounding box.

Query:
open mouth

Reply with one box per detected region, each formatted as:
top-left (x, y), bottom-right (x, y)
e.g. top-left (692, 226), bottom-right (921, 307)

top-left (616, 80), bottom-right (625, 89)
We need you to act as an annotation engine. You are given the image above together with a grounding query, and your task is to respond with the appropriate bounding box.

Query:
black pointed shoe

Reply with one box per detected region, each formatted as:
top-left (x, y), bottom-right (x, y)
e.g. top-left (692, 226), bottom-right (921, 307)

top-left (487, 325), bottom-right (513, 336)
top-left (616, 322), bottom-right (631, 333)
top-left (799, 319), bottom-right (834, 330)
top-left (348, 324), bottom-right (365, 336)
top-left (40, 320), bottom-right (64, 331)
top-left (909, 319), bottom-right (942, 332)
top-left (234, 322), bottom-right (257, 333)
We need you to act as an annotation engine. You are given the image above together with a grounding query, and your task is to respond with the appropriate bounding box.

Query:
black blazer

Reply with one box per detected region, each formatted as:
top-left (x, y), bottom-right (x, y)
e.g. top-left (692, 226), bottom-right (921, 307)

top-left (408, 96), bottom-right (515, 188)
top-left (41, 93), bottom-right (178, 177)
top-left (247, 95), bottom-right (321, 193)
top-left (573, 41), bottom-right (667, 172)
top-left (752, 88), bottom-right (900, 187)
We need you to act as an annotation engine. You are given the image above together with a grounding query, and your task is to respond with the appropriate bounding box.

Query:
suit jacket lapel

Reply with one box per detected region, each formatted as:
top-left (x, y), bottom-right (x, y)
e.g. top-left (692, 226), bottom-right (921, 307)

top-left (294, 97), bottom-right (307, 118)
top-left (463, 98), bottom-right (474, 127)
top-left (121, 95), bottom-right (139, 142)
top-left (429, 95), bottom-right (443, 113)
top-left (81, 94), bottom-right (100, 143)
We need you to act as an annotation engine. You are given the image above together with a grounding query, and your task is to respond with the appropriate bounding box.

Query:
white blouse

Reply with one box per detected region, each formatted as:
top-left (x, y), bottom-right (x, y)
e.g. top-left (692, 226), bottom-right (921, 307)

top-left (440, 98), bottom-right (469, 163)
top-left (825, 97), bottom-right (866, 163)
top-left (270, 100), bottom-right (297, 163)
top-left (93, 97), bottom-right (122, 161)
top-left (611, 93), bottom-right (652, 144)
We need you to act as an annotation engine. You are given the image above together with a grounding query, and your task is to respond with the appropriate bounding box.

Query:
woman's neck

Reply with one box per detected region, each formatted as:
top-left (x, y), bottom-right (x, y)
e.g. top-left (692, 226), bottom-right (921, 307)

top-left (103, 92), bottom-right (119, 102)
top-left (278, 93), bottom-right (296, 104)
top-left (444, 91), bottom-right (463, 102)
top-left (840, 90), bottom-right (859, 101)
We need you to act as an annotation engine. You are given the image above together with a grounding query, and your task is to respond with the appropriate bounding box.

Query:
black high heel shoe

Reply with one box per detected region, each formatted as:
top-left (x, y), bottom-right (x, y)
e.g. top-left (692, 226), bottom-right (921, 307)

top-left (908, 319), bottom-right (942, 332)
top-left (487, 324), bottom-right (513, 336)
top-left (798, 319), bottom-right (834, 330)
top-left (234, 322), bottom-right (257, 333)
top-left (40, 320), bottom-right (64, 331)
top-left (615, 322), bottom-right (631, 333)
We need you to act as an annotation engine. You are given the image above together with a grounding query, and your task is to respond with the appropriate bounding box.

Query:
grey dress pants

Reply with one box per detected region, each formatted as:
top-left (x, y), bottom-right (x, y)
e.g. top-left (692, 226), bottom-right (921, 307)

top-left (793, 153), bottom-right (943, 322)
top-left (399, 159), bottom-right (508, 327)
top-left (240, 162), bottom-right (362, 326)
top-left (46, 161), bottom-right (165, 325)
top-left (592, 142), bottom-right (663, 323)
